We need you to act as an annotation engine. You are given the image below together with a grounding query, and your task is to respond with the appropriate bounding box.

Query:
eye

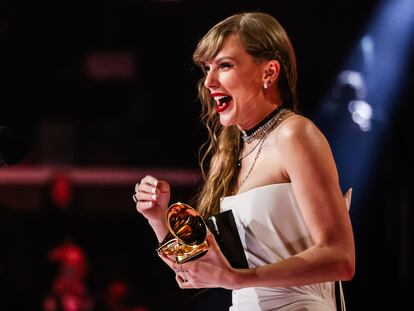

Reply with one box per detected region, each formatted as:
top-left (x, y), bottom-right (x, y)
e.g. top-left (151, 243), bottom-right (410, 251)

top-left (219, 62), bottom-right (233, 70)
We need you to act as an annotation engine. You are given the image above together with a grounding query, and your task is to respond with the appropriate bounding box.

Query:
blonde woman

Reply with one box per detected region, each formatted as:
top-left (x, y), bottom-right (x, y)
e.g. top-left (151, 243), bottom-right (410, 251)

top-left (134, 12), bottom-right (355, 311)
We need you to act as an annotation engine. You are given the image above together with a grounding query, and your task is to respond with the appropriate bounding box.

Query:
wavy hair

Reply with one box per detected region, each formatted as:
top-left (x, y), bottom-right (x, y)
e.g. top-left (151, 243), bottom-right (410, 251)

top-left (193, 12), bottom-right (298, 218)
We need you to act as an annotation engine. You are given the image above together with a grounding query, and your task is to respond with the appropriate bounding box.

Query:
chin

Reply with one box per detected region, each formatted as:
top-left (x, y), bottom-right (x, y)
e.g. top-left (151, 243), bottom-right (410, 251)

top-left (218, 114), bottom-right (237, 127)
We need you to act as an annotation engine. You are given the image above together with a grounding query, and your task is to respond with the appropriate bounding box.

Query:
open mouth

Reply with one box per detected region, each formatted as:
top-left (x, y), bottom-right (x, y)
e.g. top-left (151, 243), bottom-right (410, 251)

top-left (215, 96), bottom-right (232, 113)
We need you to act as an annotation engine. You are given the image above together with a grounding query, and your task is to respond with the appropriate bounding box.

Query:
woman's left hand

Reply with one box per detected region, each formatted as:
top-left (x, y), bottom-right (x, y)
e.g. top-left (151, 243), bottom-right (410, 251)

top-left (160, 231), bottom-right (239, 289)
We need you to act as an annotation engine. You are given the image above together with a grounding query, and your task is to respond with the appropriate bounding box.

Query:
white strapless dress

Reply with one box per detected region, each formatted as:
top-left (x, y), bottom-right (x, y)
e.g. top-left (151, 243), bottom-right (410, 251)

top-left (220, 183), bottom-right (337, 311)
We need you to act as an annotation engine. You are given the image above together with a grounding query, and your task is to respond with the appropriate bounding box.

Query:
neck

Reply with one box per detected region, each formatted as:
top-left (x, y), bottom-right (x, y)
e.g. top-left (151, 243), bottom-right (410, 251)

top-left (239, 105), bottom-right (285, 143)
top-left (238, 104), bottom-right (277, 131)
top-left (238, 91), bottom-right (283, 130)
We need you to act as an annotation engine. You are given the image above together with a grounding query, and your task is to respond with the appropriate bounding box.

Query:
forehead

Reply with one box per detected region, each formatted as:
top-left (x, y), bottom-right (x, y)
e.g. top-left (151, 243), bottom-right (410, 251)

top-left (206, 34), bottom-right (250, 64)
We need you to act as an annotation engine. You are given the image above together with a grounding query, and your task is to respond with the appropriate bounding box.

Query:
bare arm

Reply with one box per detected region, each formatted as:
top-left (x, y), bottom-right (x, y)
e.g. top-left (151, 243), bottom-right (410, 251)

top-left (232, 116), bottom-right (355, 288)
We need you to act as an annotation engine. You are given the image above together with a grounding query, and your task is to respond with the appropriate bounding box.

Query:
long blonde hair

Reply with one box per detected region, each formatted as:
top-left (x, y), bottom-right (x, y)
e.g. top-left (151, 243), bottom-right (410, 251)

top-left (193, 12), bottom-right (298, 218)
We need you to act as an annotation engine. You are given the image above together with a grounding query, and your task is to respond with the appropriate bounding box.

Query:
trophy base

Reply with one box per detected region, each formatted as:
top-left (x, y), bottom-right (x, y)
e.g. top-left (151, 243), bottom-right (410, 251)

top-left (175, 241), bottom-right (209, 264)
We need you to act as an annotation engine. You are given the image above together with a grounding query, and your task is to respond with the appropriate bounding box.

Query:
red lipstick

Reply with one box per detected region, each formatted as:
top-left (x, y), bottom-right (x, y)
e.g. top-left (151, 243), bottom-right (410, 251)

top-left (215, 102), bottom-right (230, 113)
top-left (210, 92), bottom-right (232, 113)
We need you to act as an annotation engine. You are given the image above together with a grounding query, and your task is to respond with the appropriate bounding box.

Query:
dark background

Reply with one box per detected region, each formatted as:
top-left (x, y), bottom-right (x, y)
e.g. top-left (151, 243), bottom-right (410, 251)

top-left (0, 0), bottom-right (413, 310)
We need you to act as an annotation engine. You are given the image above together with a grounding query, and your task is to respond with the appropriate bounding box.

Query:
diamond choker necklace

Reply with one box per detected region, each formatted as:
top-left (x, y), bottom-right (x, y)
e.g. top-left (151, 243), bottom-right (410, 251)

top-left (240, 106), bottom-right (283, 143)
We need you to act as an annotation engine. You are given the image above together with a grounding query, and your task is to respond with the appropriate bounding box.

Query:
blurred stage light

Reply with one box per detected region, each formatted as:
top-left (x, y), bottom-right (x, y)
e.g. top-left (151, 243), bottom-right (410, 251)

top-left (333, 70), bottom-right (366, 100)
top-left (84, 51), bottom-right (136, 81)
top-left (348, 100), bottom-right (372, 132)
top-left (314, 0), bottom-right (414, 211)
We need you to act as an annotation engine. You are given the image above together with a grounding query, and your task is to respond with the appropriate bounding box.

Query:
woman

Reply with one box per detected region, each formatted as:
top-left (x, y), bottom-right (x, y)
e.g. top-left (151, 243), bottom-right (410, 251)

top-left (133, 12), bottom-right (355, 311)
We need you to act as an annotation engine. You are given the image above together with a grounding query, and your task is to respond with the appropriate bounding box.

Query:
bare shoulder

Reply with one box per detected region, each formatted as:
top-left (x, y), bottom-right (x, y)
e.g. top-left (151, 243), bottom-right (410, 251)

top-left (272, 113), bottom-right (326, 146)
top-left (272, 113), bottom-right (338, 183)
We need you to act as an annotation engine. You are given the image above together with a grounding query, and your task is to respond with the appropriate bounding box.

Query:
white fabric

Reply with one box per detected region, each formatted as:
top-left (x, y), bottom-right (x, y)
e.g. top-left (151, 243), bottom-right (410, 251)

top-left (220, 183), bottom-right (336, 311)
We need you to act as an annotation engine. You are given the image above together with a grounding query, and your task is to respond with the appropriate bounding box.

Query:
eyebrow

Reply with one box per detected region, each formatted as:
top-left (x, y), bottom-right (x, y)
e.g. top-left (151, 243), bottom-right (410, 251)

top-left (214, 56), bottom-right (236, 63)
top-left (205, 56), bottom-right (237, 66)
top-left (215, 56), bottom-right (237, 63)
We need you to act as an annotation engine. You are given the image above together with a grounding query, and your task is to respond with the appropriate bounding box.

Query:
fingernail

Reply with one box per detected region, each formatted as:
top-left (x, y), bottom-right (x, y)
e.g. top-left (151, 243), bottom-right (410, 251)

top-left (153, 180), bottom-right (158, 186)
top-left (149, 201), bottom-right (153, 207)
top-left (152, 194), bottom-right (156, 200)
top-left (152, 187), bottom-right (157, 194)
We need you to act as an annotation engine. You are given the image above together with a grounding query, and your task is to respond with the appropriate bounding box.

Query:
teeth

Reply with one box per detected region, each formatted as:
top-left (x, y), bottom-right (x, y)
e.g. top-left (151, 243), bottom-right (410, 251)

top-left (214, 95), bottom-right (228, 100)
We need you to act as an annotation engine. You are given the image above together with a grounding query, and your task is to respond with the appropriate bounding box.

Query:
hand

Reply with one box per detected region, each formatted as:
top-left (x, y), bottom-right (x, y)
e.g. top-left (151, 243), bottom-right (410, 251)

top-left (134, 175), bottom-right (171, 224)
top-left (344, 188), bottom-right (352, 211)
top-left (160, 232), bottom-right (238, 290)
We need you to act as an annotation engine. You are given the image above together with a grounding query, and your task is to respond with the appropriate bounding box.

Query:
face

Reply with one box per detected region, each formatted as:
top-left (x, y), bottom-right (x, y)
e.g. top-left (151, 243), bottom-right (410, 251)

top-left (203, 34), bottom-right (268, 129)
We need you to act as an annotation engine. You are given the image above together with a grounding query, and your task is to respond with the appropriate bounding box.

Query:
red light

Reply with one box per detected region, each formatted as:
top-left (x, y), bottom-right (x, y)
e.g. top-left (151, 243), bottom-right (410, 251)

top-left (51, 174), bottom-right (72, 209)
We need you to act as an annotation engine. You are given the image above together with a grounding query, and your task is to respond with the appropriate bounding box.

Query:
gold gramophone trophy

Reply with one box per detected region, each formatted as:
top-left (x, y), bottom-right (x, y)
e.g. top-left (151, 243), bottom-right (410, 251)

top-left (156, 202), bottom-right (209, 264)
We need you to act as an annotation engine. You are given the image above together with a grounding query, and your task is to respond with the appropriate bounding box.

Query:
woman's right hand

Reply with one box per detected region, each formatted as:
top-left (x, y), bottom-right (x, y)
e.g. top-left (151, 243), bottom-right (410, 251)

top-left (133, 175), bottom-right (171, 225)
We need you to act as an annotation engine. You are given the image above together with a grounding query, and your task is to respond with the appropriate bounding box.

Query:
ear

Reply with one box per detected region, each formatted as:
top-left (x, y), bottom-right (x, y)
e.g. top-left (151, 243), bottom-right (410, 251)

top-left (262, 60), bottom-right (281, 82)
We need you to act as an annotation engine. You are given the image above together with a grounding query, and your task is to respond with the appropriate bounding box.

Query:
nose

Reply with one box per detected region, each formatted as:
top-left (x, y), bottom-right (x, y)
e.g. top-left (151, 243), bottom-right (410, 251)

top-left (204, 70), bottom-right (219, 90)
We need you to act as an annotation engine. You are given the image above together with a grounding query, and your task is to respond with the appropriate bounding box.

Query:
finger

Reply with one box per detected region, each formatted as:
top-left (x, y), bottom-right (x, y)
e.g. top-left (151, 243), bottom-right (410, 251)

top-left (344, 188), bottom-right (352, 211)
top-left (175, 272), bottom-right (194, 289)
top-left (140, 175), bottom-right (159, 187)
top-left (137, 182), bottom-right (159, 195)
top-left (175, 273), bottom-right (187, 287)
top-left (206, 231), bottom-right (218, 248)
top-left (180, 261), bottom-right (194, 273)
top-left (136, 201), bottom-right (154, 210)
top-left (177, 271), bottom-right (188, 279)
top-left (135, 191), bottom-right (157, 202)
top-left (205, 231), bottom-right (231, 264)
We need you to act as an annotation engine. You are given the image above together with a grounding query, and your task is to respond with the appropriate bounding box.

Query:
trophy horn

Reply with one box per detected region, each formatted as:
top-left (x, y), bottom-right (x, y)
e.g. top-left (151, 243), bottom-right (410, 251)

top-left (156, 202), bottom-right (209, 264)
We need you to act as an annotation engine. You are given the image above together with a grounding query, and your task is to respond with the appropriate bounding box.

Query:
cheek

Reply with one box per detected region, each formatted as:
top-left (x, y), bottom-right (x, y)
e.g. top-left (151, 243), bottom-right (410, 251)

top-left (234, 71), bottom-right (261, 92)
top-left (222, 71), bottom-right (261, 99)
top-left (236, 81), bottom-right (260, 102)
top-left (221, 74), bottom-right (239, 90)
